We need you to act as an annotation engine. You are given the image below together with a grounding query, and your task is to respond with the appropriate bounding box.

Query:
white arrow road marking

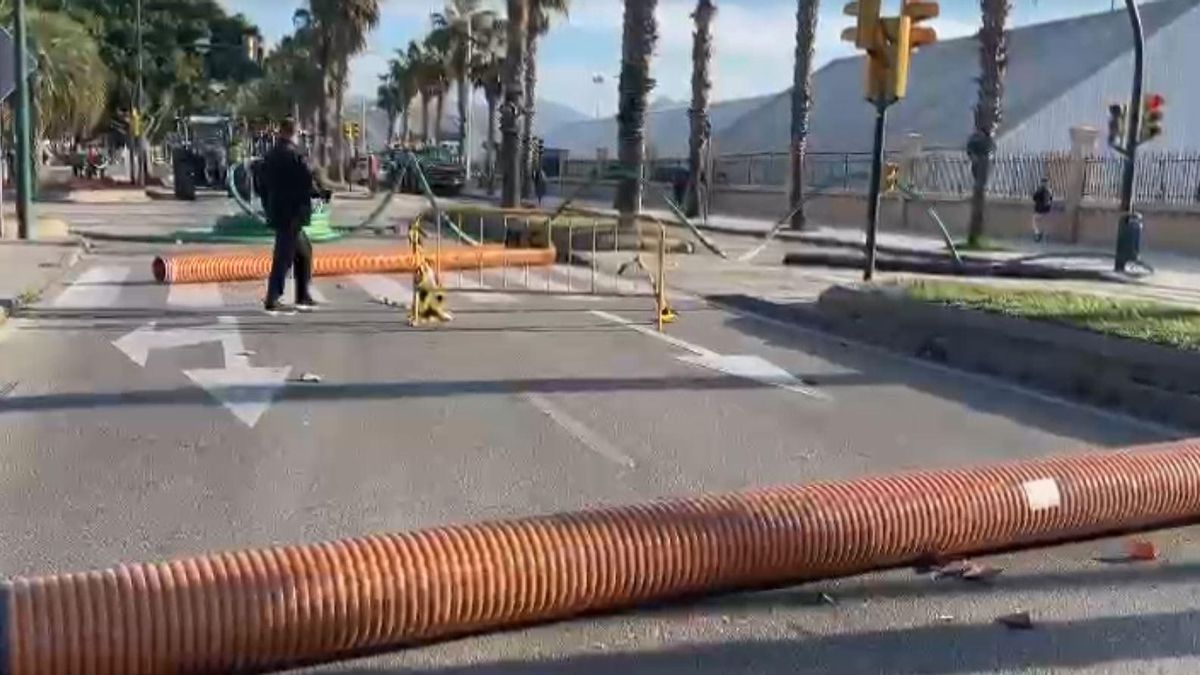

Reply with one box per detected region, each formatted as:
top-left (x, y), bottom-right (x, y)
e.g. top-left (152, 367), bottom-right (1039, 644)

top-left (184, 366), bottom-right (293, 427)
top-left (590, 309), bottom-right (828, 401)
top-left (111, 316), bottom-right (290, 427)
top-left (112, 321), bottom-right (235, 367)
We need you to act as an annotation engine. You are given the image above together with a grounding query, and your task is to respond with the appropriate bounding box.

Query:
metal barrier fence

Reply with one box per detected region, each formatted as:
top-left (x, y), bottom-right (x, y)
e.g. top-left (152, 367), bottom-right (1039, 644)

top-left (430, 213), bottom-right (660, 299)
top-left (563, 150), bottom-right (1200, 206)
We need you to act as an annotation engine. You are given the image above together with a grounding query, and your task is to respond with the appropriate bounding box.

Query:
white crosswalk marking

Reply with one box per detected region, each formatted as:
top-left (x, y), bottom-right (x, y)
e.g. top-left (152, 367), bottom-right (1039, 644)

top-left (51, 266), bottom-right (131, 309)
top-left (283, 278), bottom-right (328, 304)
top-left (446, 272), bottom-right (517, 304)
top-left (350, 274), bottom-right (412, 305)
top-left (167, 283), bottom-right (223, 308)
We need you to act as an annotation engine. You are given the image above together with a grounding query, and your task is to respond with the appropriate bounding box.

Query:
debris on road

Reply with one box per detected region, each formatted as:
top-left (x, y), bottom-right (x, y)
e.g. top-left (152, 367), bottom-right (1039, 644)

top-left (236, 350), bottom-right (256, 357)
top-left (931, 559), bottom-right (1003, 582)
top-left (1095, 539), bottom-right (1159, 563)
top-left (294, 372), bottom-right (323, 384)
top-left (996, 611), bottom-right (1034, 630)
top-left (935, 614), bottom-right (954, 623)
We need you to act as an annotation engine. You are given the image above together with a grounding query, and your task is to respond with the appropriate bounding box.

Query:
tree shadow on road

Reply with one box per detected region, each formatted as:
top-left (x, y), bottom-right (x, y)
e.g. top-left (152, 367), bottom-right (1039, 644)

top-left (325, 608), bottom-right (1200, 674)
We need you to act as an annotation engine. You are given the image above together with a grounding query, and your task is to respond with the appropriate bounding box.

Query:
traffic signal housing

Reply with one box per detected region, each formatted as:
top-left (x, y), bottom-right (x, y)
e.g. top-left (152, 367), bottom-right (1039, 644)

top-left (844, 0), bottom-right (938, 103)
top-left (884, 162), bottom-right (900, 192)
top-left (1107, 103), bottom-right (1127, 150)
top-left (1141, 93), bottom-right (1164, 142)
top-left (842, 0), bottom-right (882, 50)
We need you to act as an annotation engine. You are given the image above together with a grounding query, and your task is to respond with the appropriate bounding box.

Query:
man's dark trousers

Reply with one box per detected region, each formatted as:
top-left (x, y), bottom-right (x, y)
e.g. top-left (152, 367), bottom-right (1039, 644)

top-left (267, 218), bottom-right (313, 305)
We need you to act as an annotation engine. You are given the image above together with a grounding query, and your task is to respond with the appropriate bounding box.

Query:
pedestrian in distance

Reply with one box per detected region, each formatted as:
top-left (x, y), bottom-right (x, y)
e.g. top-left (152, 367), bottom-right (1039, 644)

top-left (260, 118), bottom-right (329, 315)
top-left (534, 167), bottom-right (548, 206)
top-left (1031, 177), bottom-right (1053, 243)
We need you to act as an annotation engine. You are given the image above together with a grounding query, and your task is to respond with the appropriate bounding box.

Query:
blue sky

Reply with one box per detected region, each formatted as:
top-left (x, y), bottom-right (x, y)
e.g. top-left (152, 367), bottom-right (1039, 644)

top-left (224, 0), bottom-right (1143, 117)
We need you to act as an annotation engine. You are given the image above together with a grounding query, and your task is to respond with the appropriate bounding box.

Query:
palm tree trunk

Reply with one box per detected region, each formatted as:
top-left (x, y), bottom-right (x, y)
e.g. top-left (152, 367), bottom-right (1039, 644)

top-left (420, 92), bottom-right (431, 141)
top-left (614, 0), bottom-right (659, 231)
top-left (486, 92), bottom-right (499, 196)
top-left (788, 0), bottom-right (819, 230)
top-left (401, 104), bottom-right (411, 143)
top-left (458, 76), bottom-right (470, 168)
top-left (434, 91), bottom-right (446, 144)
top-left (332, 70), bottom-right (347, 182)
top-left (686, 0), bottom-right (716, 218)
top-left (521, 31), bottom-right (539, 201)
top-left (501, 0), bottom-right (528, 208)
top-left (967, 0), bottom-right (1011, 247)
top-left (317, 70), bottom-right (331, 167)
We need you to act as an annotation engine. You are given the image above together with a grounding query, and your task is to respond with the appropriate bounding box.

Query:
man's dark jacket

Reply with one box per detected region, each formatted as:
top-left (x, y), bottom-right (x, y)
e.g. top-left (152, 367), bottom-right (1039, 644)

top-left (260, 138), bottom-right (321, 229)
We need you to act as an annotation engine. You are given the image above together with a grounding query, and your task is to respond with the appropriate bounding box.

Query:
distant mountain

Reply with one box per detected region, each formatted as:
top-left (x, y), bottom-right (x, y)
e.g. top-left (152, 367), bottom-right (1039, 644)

top-left (650, 96), bottom-right (687, 111)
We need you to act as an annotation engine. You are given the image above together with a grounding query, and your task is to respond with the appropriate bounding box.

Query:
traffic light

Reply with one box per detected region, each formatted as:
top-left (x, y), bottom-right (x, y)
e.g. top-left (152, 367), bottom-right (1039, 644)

top-left (1107, 103), bottom-right (1127, 150)
top-left (1141, 93), bottom-right (1164, 142)
top-left (842, 0), bottom-right (882, 50)
top-left (884, 162), bottom-right (900, 192)
top-left (845, 0), bottom-right (938, 103)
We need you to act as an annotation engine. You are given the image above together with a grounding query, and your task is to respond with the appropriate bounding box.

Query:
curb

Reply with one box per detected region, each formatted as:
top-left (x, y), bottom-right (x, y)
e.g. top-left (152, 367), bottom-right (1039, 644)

top-left (813, 284), bottom-right (1200, 430)
top-left (0, 239), bottom-right (86, 326)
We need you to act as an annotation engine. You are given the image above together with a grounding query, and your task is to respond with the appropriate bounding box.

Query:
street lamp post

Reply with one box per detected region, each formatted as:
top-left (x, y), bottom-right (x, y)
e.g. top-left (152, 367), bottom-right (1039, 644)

top-left (1115, 0), bottom-right (1145, 272)
top-left (591, 73), bottom-right (605, 119)
top-left (13, 0), bottom-right (34, 239)
top-left (134, 0), bottom-right (146, 186)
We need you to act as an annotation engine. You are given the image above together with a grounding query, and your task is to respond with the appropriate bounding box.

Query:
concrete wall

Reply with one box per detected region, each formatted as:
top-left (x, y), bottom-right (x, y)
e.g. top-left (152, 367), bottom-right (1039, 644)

top-left (557, 177), bottom-right (1200, 256)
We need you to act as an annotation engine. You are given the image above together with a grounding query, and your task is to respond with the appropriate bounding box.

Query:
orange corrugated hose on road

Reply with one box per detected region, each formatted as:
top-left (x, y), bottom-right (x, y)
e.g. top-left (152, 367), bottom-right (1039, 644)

top-left (152, 245), bottom-right (552, 284)
top-left (3, 439), bottom-right (1200, 674)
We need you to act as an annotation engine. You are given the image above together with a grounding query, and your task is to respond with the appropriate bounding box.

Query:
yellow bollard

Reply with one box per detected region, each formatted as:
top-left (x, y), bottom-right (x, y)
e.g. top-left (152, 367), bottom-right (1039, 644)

top-left (655, 223), bottom-right (676, 332)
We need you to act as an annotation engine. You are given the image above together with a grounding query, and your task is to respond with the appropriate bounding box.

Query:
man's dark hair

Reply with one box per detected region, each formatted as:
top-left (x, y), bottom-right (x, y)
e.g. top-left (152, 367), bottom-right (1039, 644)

top-left (280, 118), bottom-right (297, 138)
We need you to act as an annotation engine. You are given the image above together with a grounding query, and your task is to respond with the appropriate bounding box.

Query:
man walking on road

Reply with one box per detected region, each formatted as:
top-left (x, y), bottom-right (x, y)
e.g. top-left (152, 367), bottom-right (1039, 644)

top-left (261, 118), bottom-right (327, 314)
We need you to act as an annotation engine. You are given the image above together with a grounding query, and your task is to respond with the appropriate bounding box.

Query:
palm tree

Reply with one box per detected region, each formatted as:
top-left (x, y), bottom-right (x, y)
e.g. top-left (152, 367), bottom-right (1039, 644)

top-left (967, 0), bottom-right (1011, 247)
top-left (377, 52), bottom-right (416, 145)
top-left (26, 8), bottom-right (111, 141)
top-left (472, 18), bottom-right (507, 194)
top-left (405, 41), bottom-right (435, 141)
top-left (431, 0), bottom-right (497, 172)
top-left (788, 0), bottom-right (820, 230)
top-left (421, 36), bottom-right (451, 144)
top-left (613, 0), bottom-right (659, 230)
top-left (686, 0), bottom-right (716, 218)
top-left (522, 0), bottom-right (570, 200)
top-left (305, 0), bottom-right (381, 179)
top-left (500, 0), bottom-right (528, 207)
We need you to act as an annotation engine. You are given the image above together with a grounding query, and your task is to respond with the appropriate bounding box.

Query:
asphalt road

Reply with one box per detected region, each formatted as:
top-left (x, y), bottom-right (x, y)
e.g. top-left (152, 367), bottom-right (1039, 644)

top-left (1, 194), bottom-right (1197, 674)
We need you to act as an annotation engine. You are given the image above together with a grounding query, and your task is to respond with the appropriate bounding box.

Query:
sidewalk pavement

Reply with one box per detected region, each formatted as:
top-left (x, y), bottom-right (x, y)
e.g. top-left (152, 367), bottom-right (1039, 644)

top-left (460, 186), bottom-right (1200, 310)
top-left (0, 239), bottom-right (85, 322)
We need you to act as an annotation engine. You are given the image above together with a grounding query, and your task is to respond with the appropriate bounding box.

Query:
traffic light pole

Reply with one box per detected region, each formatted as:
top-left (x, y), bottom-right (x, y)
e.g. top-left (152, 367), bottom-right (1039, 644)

top-left (13, 0), bottom-right (34, 239)
top-left (863, 98), bottom-right (889, 282)
top-left (1115, 0), bottom-right (1144, 272)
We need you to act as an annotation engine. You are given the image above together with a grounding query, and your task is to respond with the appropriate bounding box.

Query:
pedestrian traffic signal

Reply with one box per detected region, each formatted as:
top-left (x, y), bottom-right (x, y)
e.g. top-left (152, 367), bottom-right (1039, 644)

top-left (343, 122), bottom-right (361, 140)
top-left (884, 162), bottom-right (900, 192)
top-left (1107, 103), bottom-right (1127, 150)
top-left (1141, 93), bottom-right (1164, 142)
top-left (842, 0), bottom-right (882, 50)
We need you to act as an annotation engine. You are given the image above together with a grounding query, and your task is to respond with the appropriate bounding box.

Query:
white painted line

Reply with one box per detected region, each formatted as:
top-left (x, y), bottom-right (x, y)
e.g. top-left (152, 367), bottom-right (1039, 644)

top-left (51, 266), bottom-right (131, 308)
top-left (710, 299), bottom-right (1189, 438)
top-left (452, 275), bottom-right (518, 304)
top-left (351, 274), bottom-right (412, 305)
top-left (590, 309), bottom-right (718, 358)
top-left (168, 283), bottom-right (223, 308)
top-left (524, 393), bottom-right (636, 468)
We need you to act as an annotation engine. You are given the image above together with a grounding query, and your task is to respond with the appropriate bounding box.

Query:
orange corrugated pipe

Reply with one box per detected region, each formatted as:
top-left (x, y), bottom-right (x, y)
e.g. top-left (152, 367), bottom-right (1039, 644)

top-left (152, 245), bottom-right (551, 284)
top-left (3, 439), bottom-right (1200, 674)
